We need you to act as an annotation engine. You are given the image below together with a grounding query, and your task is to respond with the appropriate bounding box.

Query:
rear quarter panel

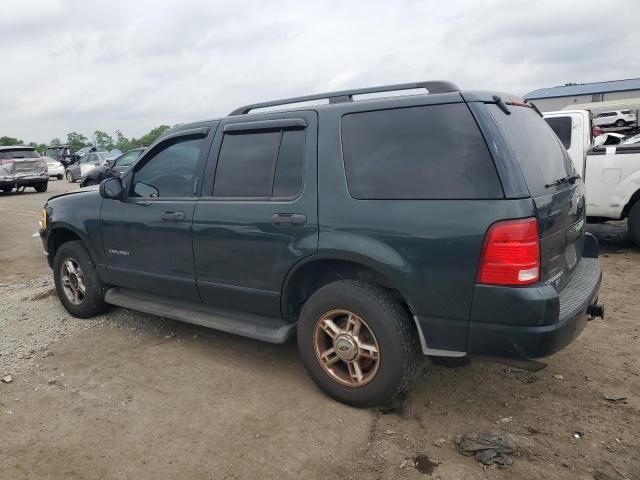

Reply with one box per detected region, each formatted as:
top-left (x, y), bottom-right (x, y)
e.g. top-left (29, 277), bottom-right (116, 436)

top-left (316, 103), bottom-right (536, 351)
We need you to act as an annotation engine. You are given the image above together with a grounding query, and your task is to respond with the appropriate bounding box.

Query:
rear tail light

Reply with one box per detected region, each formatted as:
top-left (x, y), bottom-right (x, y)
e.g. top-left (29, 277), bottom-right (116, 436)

top-left (477, 217), bottom-right (540, 286)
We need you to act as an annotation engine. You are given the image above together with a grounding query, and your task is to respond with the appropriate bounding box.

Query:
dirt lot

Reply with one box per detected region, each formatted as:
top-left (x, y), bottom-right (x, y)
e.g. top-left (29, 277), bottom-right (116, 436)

top-left (0, 181), bottom-right (638, 479)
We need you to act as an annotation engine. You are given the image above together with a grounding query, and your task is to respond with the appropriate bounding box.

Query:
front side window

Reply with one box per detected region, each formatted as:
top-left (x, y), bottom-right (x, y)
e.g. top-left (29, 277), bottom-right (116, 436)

top-left (131, 137), bottom-right (203, 198)
top-left (116, 151), bottom-right (140, 167)
top-left (341, 104), bottom-right (503, 199)
top-left (213, 127), bottom-right (305, 198)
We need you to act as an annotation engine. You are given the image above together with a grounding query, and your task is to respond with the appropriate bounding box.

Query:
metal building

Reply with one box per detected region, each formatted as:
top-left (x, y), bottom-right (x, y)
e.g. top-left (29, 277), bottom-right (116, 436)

top-left (524, 78), bottom-right (640, 112)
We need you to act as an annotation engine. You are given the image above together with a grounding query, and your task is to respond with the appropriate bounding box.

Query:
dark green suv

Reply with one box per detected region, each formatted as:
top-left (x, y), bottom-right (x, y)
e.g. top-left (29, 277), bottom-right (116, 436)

top-left (39, 81), bottom-right (603, 407)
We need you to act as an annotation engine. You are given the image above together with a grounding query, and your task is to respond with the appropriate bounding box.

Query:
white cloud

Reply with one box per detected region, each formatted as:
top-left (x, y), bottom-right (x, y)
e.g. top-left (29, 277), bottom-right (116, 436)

top-left (1, 0), bottom-right (639, 143)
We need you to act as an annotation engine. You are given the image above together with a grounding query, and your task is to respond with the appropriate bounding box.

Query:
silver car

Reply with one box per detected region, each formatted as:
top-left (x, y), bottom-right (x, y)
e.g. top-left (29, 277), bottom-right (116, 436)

top-left (0, 146), bottom-right (49, 193)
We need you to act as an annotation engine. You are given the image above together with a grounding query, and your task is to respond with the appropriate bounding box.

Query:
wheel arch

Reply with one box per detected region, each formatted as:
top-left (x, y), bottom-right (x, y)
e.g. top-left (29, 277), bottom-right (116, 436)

top-left (621, 188), bottom-right (640, 219)
top-left (280, 255), bottom-right (416, 323)
top-left (48, 224), bottom-right (95, 266)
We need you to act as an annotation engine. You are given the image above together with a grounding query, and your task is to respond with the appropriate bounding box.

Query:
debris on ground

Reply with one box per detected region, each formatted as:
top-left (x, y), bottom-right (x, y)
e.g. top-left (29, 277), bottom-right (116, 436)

top-left (433, 438), bottom-right (447, 448)
top-left (604, 394), bottom-right (627, 403)
top-left (384, 429), bottom-right (396, 435)
top-left (164, 332), bottom-right (176, 339)
top-left (48, 378), bottom-right (56, 385)
top-left (553, 374), bottom-right (564, 380)
top-left (2, 374), bottom-right (13, 383)
top-left (458, 432), bottom-right (515, 466)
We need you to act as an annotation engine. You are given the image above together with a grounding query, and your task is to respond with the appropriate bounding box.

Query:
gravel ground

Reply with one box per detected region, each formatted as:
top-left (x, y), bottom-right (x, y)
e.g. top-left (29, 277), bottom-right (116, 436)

top-left (0, 189), bottom-right (638, 479)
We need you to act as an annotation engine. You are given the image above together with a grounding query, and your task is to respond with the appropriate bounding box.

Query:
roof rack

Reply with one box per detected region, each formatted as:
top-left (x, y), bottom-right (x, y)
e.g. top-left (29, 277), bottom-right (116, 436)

top-left (229, 80), bottom-right (459, 116)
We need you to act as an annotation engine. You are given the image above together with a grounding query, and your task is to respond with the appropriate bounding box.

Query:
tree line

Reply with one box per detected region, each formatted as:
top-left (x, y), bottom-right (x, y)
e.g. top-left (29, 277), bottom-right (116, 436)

top-left (0, 125), bottom-right (171, 154)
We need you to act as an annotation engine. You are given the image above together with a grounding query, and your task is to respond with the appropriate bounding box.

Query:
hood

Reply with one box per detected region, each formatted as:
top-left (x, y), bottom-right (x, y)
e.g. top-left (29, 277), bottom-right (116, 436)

top-left (47, 185), bottom-right (99, 201)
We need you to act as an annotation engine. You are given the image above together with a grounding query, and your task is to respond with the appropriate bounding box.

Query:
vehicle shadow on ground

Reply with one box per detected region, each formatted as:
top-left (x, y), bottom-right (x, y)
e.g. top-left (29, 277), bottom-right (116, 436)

top-left (587, 221), bottom-right (635, 254)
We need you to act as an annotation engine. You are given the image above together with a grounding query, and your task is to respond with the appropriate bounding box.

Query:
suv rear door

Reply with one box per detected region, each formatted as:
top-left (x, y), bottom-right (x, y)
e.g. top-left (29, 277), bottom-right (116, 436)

top-left (192, 111), bottom-right (318, 317)
top-left (486, 103), bottom-right (586, 289)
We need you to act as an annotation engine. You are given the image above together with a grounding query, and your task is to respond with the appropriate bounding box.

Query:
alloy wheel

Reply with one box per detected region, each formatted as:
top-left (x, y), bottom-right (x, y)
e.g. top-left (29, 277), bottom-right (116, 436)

top-left (313, 309), bottom-right (380, 387)
top-left (60, 257), bottom-right (86, 305)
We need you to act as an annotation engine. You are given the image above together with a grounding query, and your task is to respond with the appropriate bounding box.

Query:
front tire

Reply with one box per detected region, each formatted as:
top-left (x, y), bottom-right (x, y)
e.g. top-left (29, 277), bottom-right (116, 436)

top-left (615, 119), bottom-right (626, 127)
top-left (297, 280), bottom-right (418, 407)
top-left (34, 183), bottom-right (48, 192)
top-left (57, 174), bottom-right (63, 180)
top-left (628, 202), bottom-right (640, 247)
top-left (66, 170), bottom-right (75, 183)
top-left (53, 240), bottom-right (107, 318)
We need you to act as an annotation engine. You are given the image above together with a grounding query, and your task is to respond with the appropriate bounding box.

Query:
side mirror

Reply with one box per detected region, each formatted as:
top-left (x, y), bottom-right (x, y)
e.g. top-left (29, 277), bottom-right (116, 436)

top-left (99, 177), bottom-right (124, 200)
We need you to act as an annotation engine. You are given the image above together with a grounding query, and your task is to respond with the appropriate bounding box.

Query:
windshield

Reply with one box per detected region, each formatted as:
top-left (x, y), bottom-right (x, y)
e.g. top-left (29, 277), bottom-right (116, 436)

top-left (488, 104), bottom-right (572, 197)
top-left (46, 147), bottom-right (67, 157)
top-left (0, 149), bottom-right (40, 159)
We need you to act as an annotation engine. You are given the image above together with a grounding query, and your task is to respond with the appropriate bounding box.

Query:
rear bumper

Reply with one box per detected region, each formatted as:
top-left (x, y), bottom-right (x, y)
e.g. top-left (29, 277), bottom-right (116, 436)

top-left (467, 255), bottom-right (602, 358)
top-left (0, 175), bottom-right (48, 187)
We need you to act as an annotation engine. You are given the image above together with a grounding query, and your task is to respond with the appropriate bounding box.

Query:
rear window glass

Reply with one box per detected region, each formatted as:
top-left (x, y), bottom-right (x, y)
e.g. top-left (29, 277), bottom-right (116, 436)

top-left (0, 149), bottom-right (40, 159)
top-left (488, 105), bottom-right (571, 197)
top-left (544, 116), bottom-right (572, 149)
top-left (341, 104), bottom-right (503, 199)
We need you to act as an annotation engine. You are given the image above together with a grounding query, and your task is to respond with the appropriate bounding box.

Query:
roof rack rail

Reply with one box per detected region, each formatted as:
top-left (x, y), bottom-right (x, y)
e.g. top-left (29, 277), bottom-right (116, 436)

top-left (228, 80), bottom-right (459, 116)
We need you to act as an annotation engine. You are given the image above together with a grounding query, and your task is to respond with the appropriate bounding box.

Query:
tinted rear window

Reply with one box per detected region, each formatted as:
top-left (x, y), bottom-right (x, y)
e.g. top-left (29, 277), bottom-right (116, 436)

top-left (545, 116), bottom-right (572, 149)
top-left (341, 104), bottom-right (503, 199)
top-left (0, 149), bottom-right (40, 159)
top-left (488, 105), bottom-right (571, 197)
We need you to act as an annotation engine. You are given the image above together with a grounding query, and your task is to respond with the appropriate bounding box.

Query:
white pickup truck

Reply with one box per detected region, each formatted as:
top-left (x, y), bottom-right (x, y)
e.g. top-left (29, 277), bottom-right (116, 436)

top-left (544, 110), bottom-right (640, 246)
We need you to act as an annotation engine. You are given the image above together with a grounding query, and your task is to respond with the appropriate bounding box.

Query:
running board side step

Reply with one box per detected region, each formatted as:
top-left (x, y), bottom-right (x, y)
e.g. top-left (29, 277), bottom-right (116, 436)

top-left (105, 287), bottom-right (295, 344)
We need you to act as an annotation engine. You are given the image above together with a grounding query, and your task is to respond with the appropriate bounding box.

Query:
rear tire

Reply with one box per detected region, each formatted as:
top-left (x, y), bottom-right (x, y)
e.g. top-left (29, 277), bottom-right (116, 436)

top-left (53, 240), bottom-right (107, 318)
top-left (66, 170), bottom-right (75, 183)
top-left (615, 119), bottom-right (625, 127)
top-left (34, 183), bottom-right (48, 192)
top-left (84, 179), bottom-right (97, 186)
top-left (57, 174), bottom-right (63, 180)
top-left (1, 186), bottom-right (11, 193)
top-left (297, 279), bottom-right (418, 407)
top-left (628, 202), bottom-right (640, 247)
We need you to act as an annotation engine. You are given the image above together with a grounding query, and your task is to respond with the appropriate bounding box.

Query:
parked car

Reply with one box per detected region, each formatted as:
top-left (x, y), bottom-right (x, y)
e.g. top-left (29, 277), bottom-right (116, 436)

top-left (544, 109), bottom-right (640, 245)
top-left (44, 157), bottom-right (65, 180)
top-left (622, 133), bottom-right (640, 145)
top-left (78, 151), bottom-right (114, 179)
top-left (0, 146), bottom-right (48, 193)
top-left (45, 145), bottom-right (76, 168)
top-left (65, 162), bottom-right (81, 183)
top-left (80, 148), bottom-right (145, 187)
top-left (66, 151), bottom-right (112, 183)
top-left (39, 81), bottom-right (603, 407)
top-left (592, 110), bottom-right (636, 128)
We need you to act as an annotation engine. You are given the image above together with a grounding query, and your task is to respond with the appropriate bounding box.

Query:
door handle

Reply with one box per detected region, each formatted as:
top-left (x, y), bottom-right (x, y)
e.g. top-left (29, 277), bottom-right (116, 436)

top-left (272, 213), bottom-right (307, 226)
top-left (161, 211), bottom-right (185, 222)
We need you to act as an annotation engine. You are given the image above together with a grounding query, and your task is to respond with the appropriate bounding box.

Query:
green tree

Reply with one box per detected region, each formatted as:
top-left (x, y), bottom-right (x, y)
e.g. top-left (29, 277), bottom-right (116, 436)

top-left (0, 136), bottom-right (24, 146)
top-left (49, 137), bottom-right (62, 146)
top-left (114, 130), bottom-right (129, 151)
top-left (94, 130), bottom-right (114, 150)
top-left (66, 132), bottom-right (89, 152)
top-left (129, 125), bottom-right (171, 149)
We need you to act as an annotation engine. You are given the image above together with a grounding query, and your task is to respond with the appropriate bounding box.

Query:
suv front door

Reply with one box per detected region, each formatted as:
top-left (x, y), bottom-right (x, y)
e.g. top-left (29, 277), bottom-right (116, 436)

top-left (193, 111), bottom-right (318, 317)
top-left (100, 128), bottom-right (212, 301)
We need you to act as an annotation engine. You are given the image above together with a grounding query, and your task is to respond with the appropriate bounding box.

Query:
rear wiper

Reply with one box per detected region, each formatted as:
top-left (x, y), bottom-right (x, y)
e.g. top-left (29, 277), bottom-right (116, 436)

top-left (492, 95), bottom-right (511, 115)
top-left (545, 174), bottom-right (580, 188)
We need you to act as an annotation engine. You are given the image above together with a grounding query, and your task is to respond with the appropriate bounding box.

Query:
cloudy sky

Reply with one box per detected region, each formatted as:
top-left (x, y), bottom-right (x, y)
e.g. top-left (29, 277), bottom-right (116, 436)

top-left (2, 0), bottom-right (639, 143)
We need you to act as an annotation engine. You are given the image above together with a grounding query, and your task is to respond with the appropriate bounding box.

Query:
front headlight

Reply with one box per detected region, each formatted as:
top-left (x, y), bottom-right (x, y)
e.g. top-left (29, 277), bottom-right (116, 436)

top-left (38, 209), bottom-right (47, 230)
